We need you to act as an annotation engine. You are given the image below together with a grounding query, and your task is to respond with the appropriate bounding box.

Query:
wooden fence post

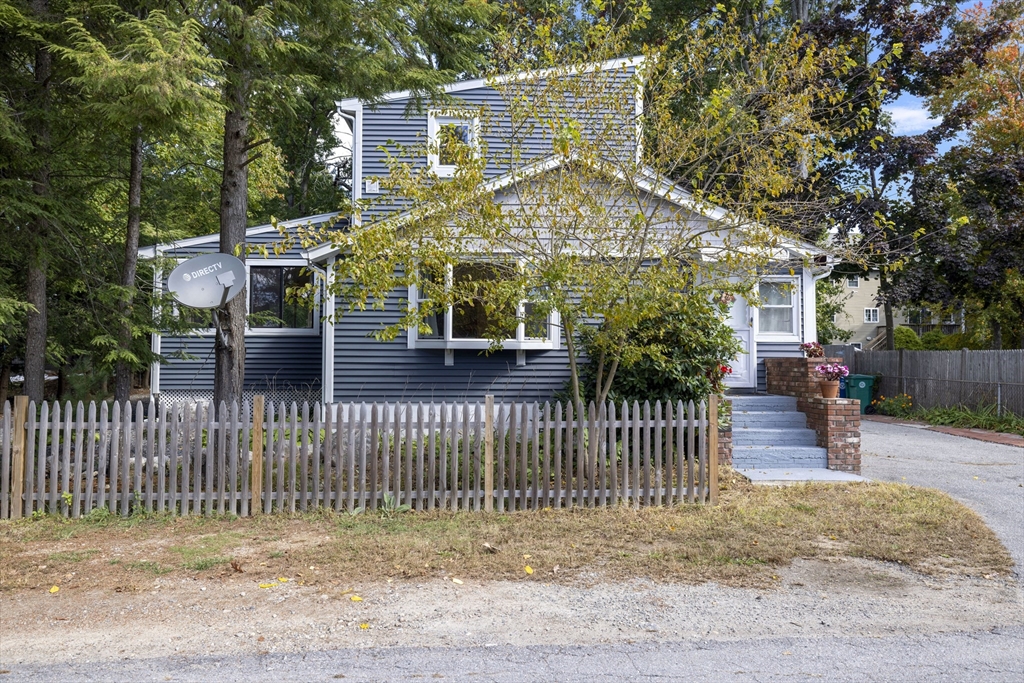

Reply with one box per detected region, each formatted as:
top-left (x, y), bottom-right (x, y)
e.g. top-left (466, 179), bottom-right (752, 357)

top-left (251, 395), bottom-right (264, 515)
top-left (708, 395), bottom-right (719, 506)
top-left (10, 396), bottom-right (28, 520)
top-left (484, 395), bottom-right (494, 512)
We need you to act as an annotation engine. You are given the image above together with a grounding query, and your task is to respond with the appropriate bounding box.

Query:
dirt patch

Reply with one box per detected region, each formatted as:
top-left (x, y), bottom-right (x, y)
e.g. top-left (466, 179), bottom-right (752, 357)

top-left (1, 479), bottom-right (1020, 666)
top-left (0, 558), bottom-right (1020, 666)
top-left (0, 479), bottom-right (1012, 596)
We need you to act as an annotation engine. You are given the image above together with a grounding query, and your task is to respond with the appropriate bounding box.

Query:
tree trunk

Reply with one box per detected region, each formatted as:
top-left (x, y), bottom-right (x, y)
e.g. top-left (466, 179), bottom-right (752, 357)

top-left (563, 318), bottom-right (582, 407)
top-left (791, 0), bottom-right (809, 24)
top-left (991, 319), bottom-right (1002, 350)
top-left (215, 81), bottom-right (249, 408)
top-left (879, 271), bottom-right (895, 351)
top-left (24, 259), bottom-right (47, 402)
top-left (884, 301), bottom-right (895, 350)
top-left (24, 8), bottom-right (51, 403)
top-left (115, 126), bottom-right (144, 404)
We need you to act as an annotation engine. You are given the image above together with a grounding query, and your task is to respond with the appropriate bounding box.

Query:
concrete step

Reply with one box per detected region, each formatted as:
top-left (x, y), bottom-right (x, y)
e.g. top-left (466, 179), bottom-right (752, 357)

top-left (732, 428), bottom-right (817, 446)
top-left (731, 411), bottom-right (807, 429)
top-left (739, 468), bottom-right (869, 485)
top-left (728, 394), bottom-right (798, 412)
top-left (731, 445), bottom-right (829, 469)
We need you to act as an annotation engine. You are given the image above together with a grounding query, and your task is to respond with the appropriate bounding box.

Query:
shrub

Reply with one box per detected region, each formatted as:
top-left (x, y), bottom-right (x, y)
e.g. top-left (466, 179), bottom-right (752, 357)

top-left (935, 332), bottom-right (984, 350)
top-left (575, 296), bottom-right (742, 406)
top-left (919, 404), bottom-right (1024, 436)
top-left (920, 330), bottom-right (946, 349)
top-left (893, 326), bottom-right (924, 350)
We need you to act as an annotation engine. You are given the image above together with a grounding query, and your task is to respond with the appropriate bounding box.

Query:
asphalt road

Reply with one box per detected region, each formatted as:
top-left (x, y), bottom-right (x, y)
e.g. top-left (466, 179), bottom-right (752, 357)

top-left (3, 421), bottom-right (1022, 682)
top-left (7, 627), bottom-right (1024, 682)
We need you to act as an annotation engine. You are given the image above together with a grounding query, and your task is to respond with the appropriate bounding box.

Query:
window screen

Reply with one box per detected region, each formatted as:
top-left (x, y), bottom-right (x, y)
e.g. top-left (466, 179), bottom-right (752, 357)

top-left (438, 122), bottom-right (473, 167)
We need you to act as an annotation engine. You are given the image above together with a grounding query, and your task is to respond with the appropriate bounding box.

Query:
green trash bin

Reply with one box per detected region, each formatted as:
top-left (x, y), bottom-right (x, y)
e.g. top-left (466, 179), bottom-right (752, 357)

top-left (846, 374), bottom-right (875, 414)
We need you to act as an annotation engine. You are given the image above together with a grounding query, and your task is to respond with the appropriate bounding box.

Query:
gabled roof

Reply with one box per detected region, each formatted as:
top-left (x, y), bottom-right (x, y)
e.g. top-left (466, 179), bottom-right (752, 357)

top-left (139, 212), bottom-right (344, 259)
top-left (305, 154), bottom-right (828, 262)
top-left (336, 56), bottom-right (644, 111)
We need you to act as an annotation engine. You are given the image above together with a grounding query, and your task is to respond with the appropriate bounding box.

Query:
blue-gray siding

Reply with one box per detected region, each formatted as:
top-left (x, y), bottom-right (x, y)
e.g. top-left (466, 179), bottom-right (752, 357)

top-left (332, 294), bottom-right (571, 403)
top-left (159, 334), bottom-right (322, 392)
top-left (357, 67), bottom-right (639, 218)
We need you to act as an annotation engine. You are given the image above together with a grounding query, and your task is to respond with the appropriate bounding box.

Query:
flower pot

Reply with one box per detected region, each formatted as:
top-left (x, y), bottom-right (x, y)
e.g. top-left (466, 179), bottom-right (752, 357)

top-left (819, 380), bottom-right (840, 399)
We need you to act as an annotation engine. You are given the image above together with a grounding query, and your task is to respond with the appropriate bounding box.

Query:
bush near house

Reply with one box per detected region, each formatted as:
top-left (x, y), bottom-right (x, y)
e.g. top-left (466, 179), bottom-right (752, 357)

top-left (575, 297), bottom-right (741, 406)
top-left (893, 326), bottom-right (924, 350)
top-left (920, 330), bottom-right (946, 349)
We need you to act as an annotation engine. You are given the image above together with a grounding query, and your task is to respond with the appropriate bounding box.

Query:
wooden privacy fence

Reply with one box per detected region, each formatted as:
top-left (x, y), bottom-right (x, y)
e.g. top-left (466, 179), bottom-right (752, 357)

top-left (0, 395), bottom-right (719, 520)
top-left (824, 347), bottom-right (1024, 416)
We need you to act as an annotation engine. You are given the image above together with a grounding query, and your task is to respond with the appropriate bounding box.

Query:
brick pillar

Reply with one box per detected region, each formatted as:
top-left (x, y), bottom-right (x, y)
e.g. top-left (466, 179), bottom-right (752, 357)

top-left (717, 399), bottom-right (733, 466)
top-left (717, 424), bottom-right (733, 466)
top-left (804, 397), bottom-right (861, 473)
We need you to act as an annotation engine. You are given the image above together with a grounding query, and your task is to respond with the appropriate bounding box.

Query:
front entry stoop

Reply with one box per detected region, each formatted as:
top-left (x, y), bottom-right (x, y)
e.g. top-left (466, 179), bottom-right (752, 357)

top-left (729, 395), bottom-right (868, 483)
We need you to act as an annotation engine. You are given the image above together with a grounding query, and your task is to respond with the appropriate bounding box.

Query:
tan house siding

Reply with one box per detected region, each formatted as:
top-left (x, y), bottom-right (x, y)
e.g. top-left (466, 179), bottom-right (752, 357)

top-left (836, 274), bottom-right (908, 347)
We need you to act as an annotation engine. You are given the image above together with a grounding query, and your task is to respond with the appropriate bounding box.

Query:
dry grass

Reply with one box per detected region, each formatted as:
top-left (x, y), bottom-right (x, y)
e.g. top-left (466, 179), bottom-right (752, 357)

top-left (0, 475), bottom-right (1012, 593)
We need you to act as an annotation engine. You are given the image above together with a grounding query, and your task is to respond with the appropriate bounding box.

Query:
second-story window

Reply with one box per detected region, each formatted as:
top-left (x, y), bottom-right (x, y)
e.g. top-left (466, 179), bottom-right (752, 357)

top-left (428, 113), bottom-right (478, 177)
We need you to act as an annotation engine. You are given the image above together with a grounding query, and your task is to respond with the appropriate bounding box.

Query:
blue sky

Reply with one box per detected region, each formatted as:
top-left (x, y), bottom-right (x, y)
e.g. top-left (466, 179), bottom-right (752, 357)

top-left (884, 94), bottom-right (936, 135)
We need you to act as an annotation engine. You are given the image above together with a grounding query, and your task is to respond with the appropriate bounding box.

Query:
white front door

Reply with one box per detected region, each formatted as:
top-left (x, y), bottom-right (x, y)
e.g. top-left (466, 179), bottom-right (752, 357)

top-left (724, 295), bottom-right (757, 388)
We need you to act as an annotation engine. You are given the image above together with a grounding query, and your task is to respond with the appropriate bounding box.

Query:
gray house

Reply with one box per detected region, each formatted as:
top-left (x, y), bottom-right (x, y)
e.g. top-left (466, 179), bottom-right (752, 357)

top-left (143, 58), bottom-right (830, 406)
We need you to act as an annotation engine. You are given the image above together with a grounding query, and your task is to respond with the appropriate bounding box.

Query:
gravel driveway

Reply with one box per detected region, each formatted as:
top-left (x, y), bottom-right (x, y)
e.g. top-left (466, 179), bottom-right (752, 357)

top-left (3, 422), bottom-right (1022, 682)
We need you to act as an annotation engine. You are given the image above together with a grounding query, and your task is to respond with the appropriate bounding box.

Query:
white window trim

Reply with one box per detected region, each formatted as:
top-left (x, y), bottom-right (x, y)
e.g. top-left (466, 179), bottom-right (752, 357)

top-left (755, 275), bottom-right (801, 342)
top-left (864, 307), bottom-right (879, 324)
top-left (246, 260), bottom-right (320, 336)
top-left (427, 111), bottom-right (480, 178)
top-left (847, 275), bottom-right (859, 288)
top-left (169, 258), bottom-right (320, 337)
top-left (407, 263), bottom-right (559, 352)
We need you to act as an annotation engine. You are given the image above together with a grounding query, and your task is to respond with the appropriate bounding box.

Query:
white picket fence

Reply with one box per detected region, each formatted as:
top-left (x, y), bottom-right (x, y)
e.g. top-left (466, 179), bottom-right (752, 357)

top-left (0, 395), bottom-right (720, 520)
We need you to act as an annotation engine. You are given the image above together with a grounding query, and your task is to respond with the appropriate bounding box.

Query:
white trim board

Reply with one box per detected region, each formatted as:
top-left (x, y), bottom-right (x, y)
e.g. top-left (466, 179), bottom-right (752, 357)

top-left (139, 212), bottom-right (343, 259)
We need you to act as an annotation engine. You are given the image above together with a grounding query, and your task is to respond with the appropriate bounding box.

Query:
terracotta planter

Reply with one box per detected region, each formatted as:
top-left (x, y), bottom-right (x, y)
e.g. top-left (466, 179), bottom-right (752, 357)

top-left (819, 380), bottom-right (840, 399)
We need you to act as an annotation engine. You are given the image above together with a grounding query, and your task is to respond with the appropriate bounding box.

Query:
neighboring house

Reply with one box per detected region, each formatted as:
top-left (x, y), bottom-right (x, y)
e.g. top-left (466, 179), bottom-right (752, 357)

top-left (143, 58), bottom-right (831, 405)
top-left (834, 272), bottom-right (903, 348)
top-left (834, 273), bottom-right (961, 348)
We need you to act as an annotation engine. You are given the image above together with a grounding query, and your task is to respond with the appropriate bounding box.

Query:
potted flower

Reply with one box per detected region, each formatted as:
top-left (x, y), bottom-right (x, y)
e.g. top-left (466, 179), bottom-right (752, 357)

top-left (815, 362), bottom-right (849, 398)
top-left (800, 341), bottom-right (825, 358)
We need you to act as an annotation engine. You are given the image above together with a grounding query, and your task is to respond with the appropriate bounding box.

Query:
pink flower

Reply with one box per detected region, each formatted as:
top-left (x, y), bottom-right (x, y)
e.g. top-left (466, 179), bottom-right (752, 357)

top-left (815, 363), bottom-right (849, 380)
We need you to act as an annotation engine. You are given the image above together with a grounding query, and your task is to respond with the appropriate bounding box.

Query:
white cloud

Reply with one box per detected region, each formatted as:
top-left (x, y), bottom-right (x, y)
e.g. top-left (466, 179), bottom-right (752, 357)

top-left (884, 105), bottom-right (937, 135)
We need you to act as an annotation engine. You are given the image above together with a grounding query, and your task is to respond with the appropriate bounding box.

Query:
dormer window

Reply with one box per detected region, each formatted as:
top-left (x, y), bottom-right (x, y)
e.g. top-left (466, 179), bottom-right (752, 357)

top-left (428, 113), bottom-right (478, 177)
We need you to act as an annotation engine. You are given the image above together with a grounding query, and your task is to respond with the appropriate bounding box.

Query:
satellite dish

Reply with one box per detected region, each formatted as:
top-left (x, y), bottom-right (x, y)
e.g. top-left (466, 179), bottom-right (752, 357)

top-left (168, 253), bottom-right (247, 309)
